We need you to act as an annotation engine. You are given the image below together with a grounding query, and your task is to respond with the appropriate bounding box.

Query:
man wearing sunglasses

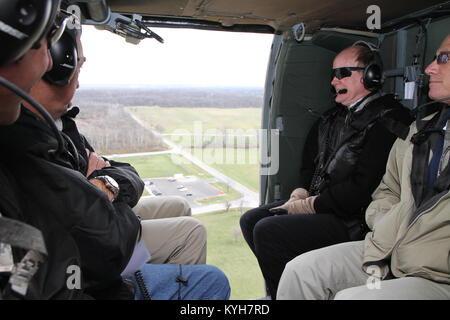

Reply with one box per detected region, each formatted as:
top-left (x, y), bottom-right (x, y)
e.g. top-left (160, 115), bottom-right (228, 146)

top-left (277, 35), bottom-right (450, 300)
top-left (429, 48), bottom-right (450, 99)
top-left (240, 42), bottom-right (413, 299)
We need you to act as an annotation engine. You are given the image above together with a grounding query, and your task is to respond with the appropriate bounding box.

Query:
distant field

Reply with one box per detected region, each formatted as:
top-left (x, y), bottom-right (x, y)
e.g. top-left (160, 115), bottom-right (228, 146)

top-left (126, 106), bottom-right (261, 134)
top-left (113, 154), bottom-right (213, 179)
top-left (197, 182), bottom-right (242, 205)
top-left (114, 154), bottom-right (247, 203)
top-left (126, 107), bottom-right (261, 192)
top-left (115, 149), bottom-right (259, 192)
top-left (196, 209), bottom-right (266, 300)
top-left (198, 148), bottom-right (260, 192)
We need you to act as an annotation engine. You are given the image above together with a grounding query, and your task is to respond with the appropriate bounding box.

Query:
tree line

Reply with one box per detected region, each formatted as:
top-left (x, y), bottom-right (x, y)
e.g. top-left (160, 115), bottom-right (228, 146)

top-left (71, 86), bottom-right (264, 154)
top-left (73, 103), bottom-right (165, 155)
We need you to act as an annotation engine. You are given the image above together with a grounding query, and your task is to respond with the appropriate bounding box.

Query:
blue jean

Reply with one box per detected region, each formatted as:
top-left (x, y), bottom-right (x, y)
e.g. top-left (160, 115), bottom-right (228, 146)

top-left (132, 264), bottom-right (230, 300)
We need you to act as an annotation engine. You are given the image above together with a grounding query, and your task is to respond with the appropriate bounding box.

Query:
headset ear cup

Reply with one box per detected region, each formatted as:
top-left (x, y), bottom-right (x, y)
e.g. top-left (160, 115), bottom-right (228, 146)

top-left (352, 40), bottom-right (385, 91)
top-left (0, 0), bottom-right (59, 67)
top-left (363, 62), bottom-right (383, 91)
top-left (44, 30), bottom-right (78, 86)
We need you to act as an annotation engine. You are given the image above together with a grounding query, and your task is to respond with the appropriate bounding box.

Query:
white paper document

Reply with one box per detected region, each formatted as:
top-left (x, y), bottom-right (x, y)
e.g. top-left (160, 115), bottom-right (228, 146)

top-left (121, 240), bottom-right (151, 277)
top-left (404, 81), bottom-right (416, 100)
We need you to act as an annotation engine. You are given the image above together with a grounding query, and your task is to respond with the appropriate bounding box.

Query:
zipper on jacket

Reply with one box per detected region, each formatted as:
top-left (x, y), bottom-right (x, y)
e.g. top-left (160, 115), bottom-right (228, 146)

top-left (389, 190), bottom-right (450, 274)
top-left (370, 201), bottom-right (414, 262)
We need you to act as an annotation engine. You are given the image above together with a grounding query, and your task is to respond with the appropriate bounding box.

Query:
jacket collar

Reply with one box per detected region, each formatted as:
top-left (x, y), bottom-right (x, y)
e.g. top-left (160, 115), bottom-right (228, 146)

top-left (349, 91), bottom-right (381, 113)
top-left (0, 106), bottom-right (74, 169)
top-left (345, 93), bottom-right (392, 131)
top-left (410, 105), bottom-right (450, 208)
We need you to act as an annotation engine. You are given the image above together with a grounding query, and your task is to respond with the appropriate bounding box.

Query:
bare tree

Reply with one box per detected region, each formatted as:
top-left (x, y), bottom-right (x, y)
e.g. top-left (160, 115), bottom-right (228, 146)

top-left (224, 200), bottom-right (231, 213)
top-left (239, 199), bottom-right (245, 215)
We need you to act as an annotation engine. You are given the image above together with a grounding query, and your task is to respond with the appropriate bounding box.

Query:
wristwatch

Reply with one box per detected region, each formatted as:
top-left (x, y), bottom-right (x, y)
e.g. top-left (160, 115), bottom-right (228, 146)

top-left (94, 175), bottom-right (120, 201)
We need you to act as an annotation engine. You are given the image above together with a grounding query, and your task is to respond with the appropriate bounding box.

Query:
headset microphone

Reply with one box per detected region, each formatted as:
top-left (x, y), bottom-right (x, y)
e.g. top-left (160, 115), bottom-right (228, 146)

top-left (333, 88), bottom-right (348, 97)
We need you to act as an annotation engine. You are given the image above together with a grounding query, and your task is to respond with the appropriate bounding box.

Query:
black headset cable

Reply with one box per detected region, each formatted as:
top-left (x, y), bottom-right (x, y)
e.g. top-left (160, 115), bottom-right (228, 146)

top-left (0, 76), bottom-right (64, 156)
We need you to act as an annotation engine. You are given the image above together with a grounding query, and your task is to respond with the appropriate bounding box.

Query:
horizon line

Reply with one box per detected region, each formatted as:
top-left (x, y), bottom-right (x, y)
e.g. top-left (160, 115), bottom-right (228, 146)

top-left (78, 84), bottom-right (264, 89)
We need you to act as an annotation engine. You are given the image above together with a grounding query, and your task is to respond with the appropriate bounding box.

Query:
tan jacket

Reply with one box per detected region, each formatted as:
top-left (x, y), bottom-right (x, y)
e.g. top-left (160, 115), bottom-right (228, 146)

top-left (363, 116), bottom-right (450, 284)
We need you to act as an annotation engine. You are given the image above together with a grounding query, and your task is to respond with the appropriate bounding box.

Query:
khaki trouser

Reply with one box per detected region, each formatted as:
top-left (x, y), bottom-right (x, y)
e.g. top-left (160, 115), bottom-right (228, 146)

top-left (133, 196), bottom-right (192, 220)
top-left (277, 241), bottom-right (450, 300)
top-left (132, 196), bottom-right (206, 265)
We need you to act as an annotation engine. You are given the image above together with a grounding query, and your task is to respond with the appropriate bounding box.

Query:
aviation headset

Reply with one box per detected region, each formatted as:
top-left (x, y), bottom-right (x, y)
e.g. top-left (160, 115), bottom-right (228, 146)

top-left (44, 27), bottom-right (78, 86)
top-left (0, 0), bottom-right (66, 156)
top-left (0, 0), bottom-right (61, 67)
top-left (352, 40), bottom-right (384, 91)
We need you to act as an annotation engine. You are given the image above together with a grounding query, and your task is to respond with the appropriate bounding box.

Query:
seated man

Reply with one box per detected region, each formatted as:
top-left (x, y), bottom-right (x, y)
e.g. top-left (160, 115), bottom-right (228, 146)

top-left (31, 27), bottom-right (205, 265)
top-left (277, 34), bottom-right (450, 300)
top-left (0, 23), bottom-right (229, 299)
top-left (0, 0), bottom-right (88, 299)
top-left (240, 41), bottom-right (413, 299)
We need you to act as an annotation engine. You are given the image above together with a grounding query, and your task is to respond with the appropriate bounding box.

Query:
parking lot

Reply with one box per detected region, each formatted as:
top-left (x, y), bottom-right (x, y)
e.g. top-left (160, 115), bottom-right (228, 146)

top-left (144, 176), bottom-right (224, 208)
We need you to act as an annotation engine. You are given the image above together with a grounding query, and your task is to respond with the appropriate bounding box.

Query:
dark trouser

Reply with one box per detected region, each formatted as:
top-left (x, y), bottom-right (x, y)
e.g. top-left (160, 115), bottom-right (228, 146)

top-left (239, 200), bottom-right (350, 299)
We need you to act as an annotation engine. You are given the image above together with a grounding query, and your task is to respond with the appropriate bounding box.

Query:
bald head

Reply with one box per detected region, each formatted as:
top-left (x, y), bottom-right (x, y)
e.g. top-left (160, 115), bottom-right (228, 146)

top-left (331, 47), bottom-right (371, 106)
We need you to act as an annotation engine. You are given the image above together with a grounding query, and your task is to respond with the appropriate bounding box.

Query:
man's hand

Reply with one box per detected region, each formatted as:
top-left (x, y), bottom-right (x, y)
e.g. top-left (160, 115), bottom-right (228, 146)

top-left (289, 188), bottom-right (309, 201)
top-left (89, 178), bottom-right (114, 202)
top-left (85, 148), bottom-right (110, 178)
top-left (270, 196), bottom-right (317, 214)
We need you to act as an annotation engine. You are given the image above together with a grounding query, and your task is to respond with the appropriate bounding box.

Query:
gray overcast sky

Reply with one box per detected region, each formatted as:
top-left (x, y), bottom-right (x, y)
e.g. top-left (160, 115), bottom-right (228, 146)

top-left (78, 25), bottom-right (274, 88)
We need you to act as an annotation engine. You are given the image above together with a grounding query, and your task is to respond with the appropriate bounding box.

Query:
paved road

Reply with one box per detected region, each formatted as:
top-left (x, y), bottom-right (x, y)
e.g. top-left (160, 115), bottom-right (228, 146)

top-left (126, 110), bottom-right (260, 214)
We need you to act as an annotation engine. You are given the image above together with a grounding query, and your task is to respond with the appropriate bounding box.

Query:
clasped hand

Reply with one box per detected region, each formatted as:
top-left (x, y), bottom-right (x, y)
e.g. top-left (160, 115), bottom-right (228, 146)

top-left (270, 188), bottom-right (317, 214)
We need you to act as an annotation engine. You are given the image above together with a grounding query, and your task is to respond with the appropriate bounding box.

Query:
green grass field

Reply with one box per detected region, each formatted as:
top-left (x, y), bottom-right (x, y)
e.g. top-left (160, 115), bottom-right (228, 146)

top-left (195, 209), bottom-right (266, 300)
top-left (203, 148), bottom-right (260, 192)
top-left (126, 107), bottom-right (261, 192)
top-left (176, 147), bottom-right (260, 192)
top-left (127, 106), bottom-right (261, 134)
top-left (196, 182), bottom-right (243, 205)
top-left (113, 154), bottom-right (213, 179)
top-left (114, 149), bottom-right (259, 193)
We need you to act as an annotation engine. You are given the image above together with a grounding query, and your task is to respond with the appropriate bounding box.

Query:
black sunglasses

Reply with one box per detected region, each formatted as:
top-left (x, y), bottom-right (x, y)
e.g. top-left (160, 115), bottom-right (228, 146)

top-left (433, 51), bottom-right (449, 65)
top-left (332, 67), bottom-right (365, 80)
